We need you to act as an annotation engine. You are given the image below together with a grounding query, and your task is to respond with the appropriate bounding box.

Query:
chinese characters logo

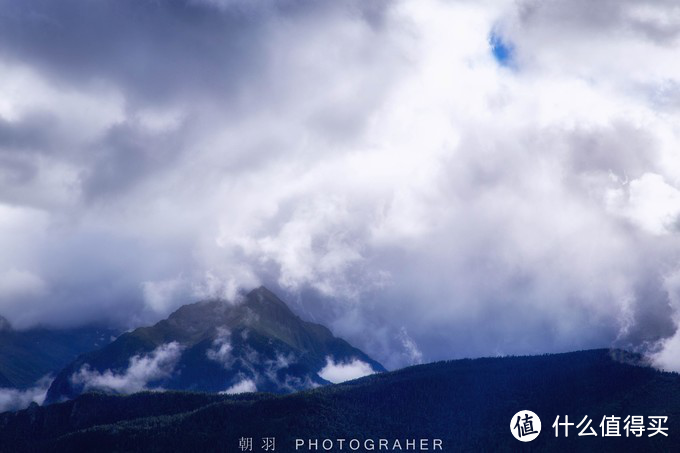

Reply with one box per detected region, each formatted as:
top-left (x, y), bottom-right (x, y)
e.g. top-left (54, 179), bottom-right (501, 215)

top-left (510, 410), bottom-right (542, 442)
top-left (238, 437), bottom-right (276, 451)
top-left (552, 415), bottom-right (669, 437)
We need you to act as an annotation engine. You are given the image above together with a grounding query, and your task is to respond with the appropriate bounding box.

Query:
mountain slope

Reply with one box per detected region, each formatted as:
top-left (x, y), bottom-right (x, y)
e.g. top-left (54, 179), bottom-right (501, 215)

top-left (1, 349), bottom-right (678, 452)
top-left (0, 317), bottom-right (117, 390)
top-left (46, 287), bottom-right (384, 403)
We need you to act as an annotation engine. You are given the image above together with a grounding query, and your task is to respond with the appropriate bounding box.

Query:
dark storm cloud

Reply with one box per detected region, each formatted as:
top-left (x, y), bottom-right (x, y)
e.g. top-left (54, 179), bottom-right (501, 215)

top-left (0, 0), bottom-right (391, 107)
top-left (0, 0), bottom-right (262, 104)
top-left (0, 112), bottom-right (58, 151)
top-left (81, 118), bottom-right (191, 200)
top-left (563, 122), bottom-right (658, 178)
top-left (514, 0), bottom-right (680, 45)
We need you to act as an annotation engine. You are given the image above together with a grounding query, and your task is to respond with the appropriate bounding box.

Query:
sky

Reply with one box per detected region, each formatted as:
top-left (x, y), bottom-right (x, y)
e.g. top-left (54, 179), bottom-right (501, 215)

top-left (1, 0), bottom-right (680, 371)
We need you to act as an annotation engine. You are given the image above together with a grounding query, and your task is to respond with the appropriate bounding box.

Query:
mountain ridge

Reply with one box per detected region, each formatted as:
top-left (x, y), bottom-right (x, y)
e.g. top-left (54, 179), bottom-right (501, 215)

top-left (45, 287), bottom-right (384, 403)
top-left (0, 324), bottom-right (118, 390)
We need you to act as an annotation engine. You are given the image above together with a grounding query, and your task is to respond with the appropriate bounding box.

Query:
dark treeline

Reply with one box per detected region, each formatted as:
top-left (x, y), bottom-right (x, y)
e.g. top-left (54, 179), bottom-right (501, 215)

top-left (0, 349), bottom-right (678, 452)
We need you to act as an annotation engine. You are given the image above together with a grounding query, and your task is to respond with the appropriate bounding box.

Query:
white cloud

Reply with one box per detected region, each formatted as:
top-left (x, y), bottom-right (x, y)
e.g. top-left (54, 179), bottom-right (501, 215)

top-left (398, 328), bottom-right (423, 366)
top-left (142, 278), bottom-right (188, 315)
top-left (651, 271), bottom-right (680, 372)
top-left (0, 268), bottom-right (46, 300)
top-left (221, 378), bottom-right (257, 395)
top-left (0, 60), bottom-right (123, 137)
top-left (206, 328), bottom-right (234, 368)
top-left (607, 173), bottom-right (680, 235)
top-left (652, 333), bottom-right (680, 372)
top-left (318, 357), bottom-right (375, 384)
top-left (70, 342), bottom-right (183, 394)
top-left (259, 352), bottom-right (320, 392)
top-left (0, 376), bottom-right (51, 413)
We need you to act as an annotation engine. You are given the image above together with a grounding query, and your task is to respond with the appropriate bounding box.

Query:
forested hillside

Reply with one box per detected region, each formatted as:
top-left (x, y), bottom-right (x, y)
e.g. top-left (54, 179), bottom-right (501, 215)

top-left (1, 349), bottom-right (678, 452)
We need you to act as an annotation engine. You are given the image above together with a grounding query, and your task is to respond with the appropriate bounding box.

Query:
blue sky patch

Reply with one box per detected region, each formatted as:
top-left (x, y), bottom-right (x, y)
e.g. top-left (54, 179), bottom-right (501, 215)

top-left (489, 31), bottom-right (514, 67)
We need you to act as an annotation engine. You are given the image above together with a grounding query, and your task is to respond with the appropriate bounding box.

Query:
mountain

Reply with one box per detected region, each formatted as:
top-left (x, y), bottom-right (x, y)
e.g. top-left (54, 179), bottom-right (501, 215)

top-left (0, 317), bottom-right (117, 390)
top-left (45, 287), bottom-right (384, 403)
top-left (1, 349), bottom-right (678, 452)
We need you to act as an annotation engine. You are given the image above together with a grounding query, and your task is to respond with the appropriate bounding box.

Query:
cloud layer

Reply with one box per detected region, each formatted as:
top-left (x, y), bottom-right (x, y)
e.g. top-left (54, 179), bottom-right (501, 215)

top-left (221, 378), bottom-right (257, 395)
top-left (70, 343), bottom-right (183, 394)
top-left (1, 0), bottom-right (680, 369)
top-left (0, 376), bottom-right (51, 412)
top-left (318, 357), bottom-right (376, 384)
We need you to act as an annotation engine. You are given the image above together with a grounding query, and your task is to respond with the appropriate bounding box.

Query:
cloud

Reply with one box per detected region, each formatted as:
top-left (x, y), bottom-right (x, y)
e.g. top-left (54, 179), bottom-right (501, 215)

top-left (318, 357), bottom-right (376, 384)
top-left (650, 270), bottom-right (680, 371)
top-left (70, 342), bottom-right (183, 394)
top-left (221, 378), bottom-right (257, 395)
top-left (606, 173), bottom-right (680, 235)
top-left (261, 352), bottom-right (320, 392)
top-left (398, 328), bottom-right (423, 366)
top-left (206, 328), bottom-right (234, 368)
top-left (219, 338), bottom-right (320, 392)
top-left (0, 376), bottom-right (51, 412)
top-left (0, 268), bottom-right (46, 300)
top-left (0, 0), bottom-right (680, 371)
